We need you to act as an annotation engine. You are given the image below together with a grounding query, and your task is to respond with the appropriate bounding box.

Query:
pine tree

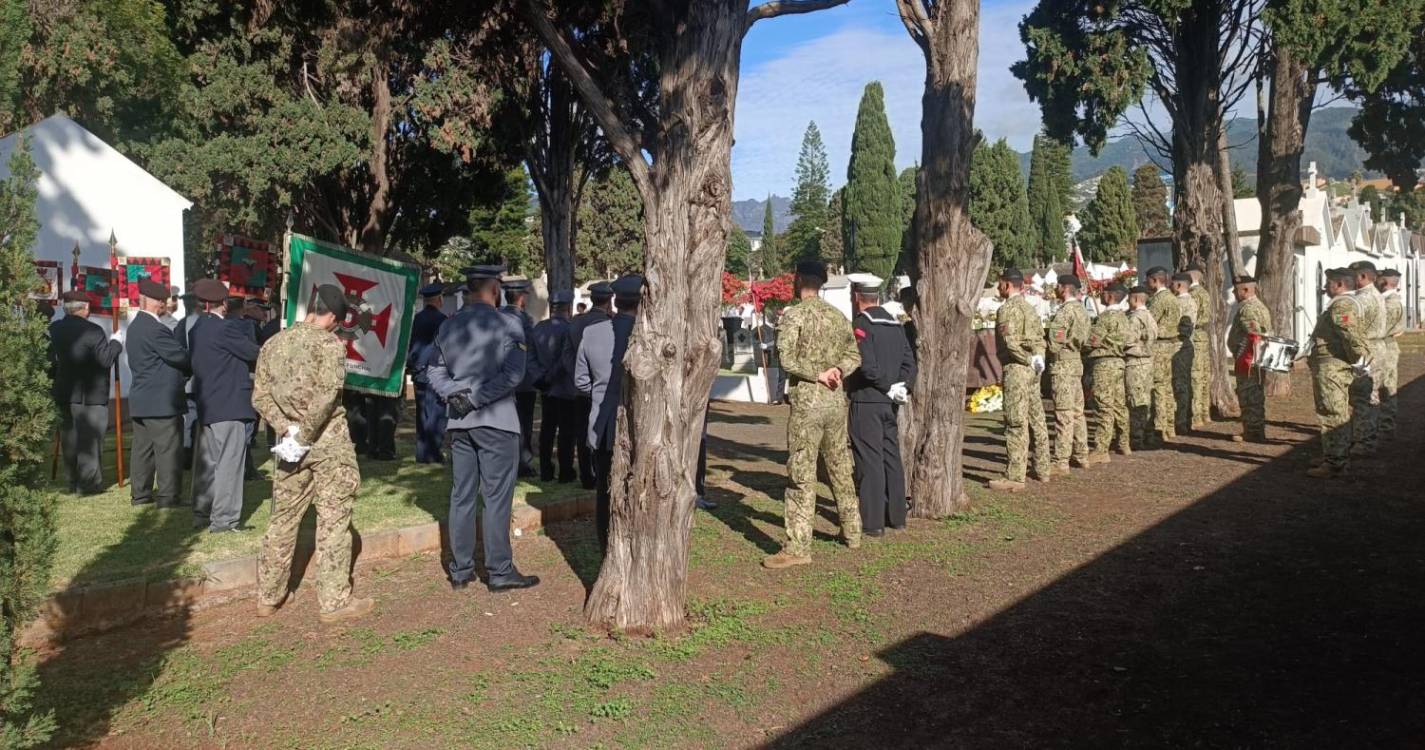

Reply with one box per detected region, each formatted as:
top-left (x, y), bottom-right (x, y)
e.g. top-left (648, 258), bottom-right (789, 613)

top-left (782, 122), bottom-right (831, 265)
top-left (468, 168), bottom-right (539, 276)
top-left (575, 164), bottom-right (645, 283)
top-left (759, 197), bottom-right (778, 277)
top-left (1026, 134), bottom-right (1066, 263)
top-left (969, 139), bottom-right (1034, 270)
top-left (843, 82), bottom-right (901, 279)
top-left (1131, 164), bottom-right (1171, 238)
top-left (0, 139), bottom-right (59, 748)
top-left (1078, 166), bottom-right (1139, 262)
top-left (896, 166), bottom-right (918, 273)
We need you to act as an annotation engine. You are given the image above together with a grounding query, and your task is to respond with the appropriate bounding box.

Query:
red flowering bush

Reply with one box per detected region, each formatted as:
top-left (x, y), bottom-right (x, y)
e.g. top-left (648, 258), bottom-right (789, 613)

top-left (721, 272), bottom-right (748, 306)
top-left (751, 273), bottom-right (795, 313)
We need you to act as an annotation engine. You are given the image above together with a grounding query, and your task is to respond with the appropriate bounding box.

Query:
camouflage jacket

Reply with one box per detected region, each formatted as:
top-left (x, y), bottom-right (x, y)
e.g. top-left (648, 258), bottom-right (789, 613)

top-left (1175, 293), bottom-right (1198, 341)
top-left (1189, 284), bottom-right (1212, 337)
top-left (1353, 284), bottom-right (1387, 343)
top-left (1045, 300), bottom-right (1090, 361)
top-left (778, 297), bottom-right (860, 409)
top-left (1383, 289), bottom-right (1405, 339)
top-left (995, 294), bottom-right (1044, 367)
top-left (1087, 309), bottom-right (1130, 360)
top-left (1227, 296), bottom-right (1272, 355)
top-left (1125, 308), bottom-right (1157, 360)
top-left (1310, 294), bottom-right (1369, 365)
top-left (1148, 288), bottom-right (1180, 345)
top-left (252, 321), bottom-right (353, 460)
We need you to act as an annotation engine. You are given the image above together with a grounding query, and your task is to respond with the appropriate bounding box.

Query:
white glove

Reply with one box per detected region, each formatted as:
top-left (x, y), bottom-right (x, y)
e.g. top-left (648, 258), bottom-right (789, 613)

top-left (1351, 357), bottom-right (1371, 378)
top-left (1029, 355), bottom-right (1046, 375)
top-left (887, 382), bottom-right (909, 404)
top-left (111, 328), bottom-right (125, 344)
top-left (272, 425), bottom-right (310, 464)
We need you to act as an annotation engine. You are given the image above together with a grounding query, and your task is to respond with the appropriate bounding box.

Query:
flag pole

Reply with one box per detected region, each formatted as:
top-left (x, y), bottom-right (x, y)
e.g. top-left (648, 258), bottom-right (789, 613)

top-left (281, 212), bottom-right (293, 329)
top-left (109, 231), bottom-right (125, 488)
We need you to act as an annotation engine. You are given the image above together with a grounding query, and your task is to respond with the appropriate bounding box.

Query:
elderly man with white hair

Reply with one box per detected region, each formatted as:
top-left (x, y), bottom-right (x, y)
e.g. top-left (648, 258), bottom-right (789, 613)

top-left (48, 290), bottom-right (125, 494)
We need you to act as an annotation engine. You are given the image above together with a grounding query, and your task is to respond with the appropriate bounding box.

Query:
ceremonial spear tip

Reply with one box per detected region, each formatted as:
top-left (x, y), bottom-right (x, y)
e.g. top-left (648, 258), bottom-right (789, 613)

top-left (109, 229), bottom-right (117, 245)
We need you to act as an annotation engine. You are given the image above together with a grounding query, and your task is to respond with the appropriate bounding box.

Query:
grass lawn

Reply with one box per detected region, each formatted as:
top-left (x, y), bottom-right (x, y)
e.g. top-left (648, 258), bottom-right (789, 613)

top-left (50, 432), bottom-right (586, 589)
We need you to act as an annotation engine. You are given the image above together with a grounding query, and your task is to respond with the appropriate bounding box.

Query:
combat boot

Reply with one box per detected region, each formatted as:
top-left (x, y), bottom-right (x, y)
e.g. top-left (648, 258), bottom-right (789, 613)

top-left (1114, 443), bottom-right (1132, 456)
top-left (1069, 456), bottom-right (1091, 469)
top-left (255, 594), bottom-right (286, 618)
top-left (1308, 454), bottom-right (1327, 467)
top-left (1083, 453), bottom-right (1110, 466)
top-left (763, 552), bottom-right (812, 570)
top-left (1050, 462), bottom-right (1072, 477)
top-left (319, 597), bottom-right (375, 624)
top-left (986, 479), bottom-right (1027, 493)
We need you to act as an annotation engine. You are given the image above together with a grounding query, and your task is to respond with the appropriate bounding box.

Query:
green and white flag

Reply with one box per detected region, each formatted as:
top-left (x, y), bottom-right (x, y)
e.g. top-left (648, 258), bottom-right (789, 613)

top-left (284, 233), bottom-right (419, 397)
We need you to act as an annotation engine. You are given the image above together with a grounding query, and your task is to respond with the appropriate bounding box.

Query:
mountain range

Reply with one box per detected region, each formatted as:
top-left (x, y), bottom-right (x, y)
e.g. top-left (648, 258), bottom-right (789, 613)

top-left (736, 107), bottom-right (1372, 233)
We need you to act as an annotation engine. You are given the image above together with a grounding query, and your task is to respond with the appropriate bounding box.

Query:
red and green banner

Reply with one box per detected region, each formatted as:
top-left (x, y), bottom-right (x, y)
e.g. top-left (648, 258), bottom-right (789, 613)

top-left (115, 257), bottom-right (171, 312)
top-left (217, 234), bottom-right (278, 300)
top-left (284, 233), bottom-right (419, 397)
top-left (74, 265), bottom-right (114, 313)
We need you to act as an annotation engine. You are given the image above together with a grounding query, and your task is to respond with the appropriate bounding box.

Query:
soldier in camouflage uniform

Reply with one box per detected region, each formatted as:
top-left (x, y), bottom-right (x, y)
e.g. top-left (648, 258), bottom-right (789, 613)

top-left (1346, 260), bottom-right (1386, 456)
top-left (1046, 276), bottom-right (1090, 475)
top-left (1170, 273), bottom-right (1198, 433)
top-left (1376, 269), bottom-right (1405, 436)
top-left (1307, 268), bottom-right (1371, 478)
top-left (1187, 264), bottom-right (1213, 427)
top-left (765, 261), bottom-right (863, 569)
top-left (1085, 285), bottom-right (1131, 463)
top-left (1226, 275), bottom-right (1272, 442)
top-left (252, 285), bottom-right (373, 623)
top-left (1125, 286), bottom-right (1157, 451)
top-left (989, 268), bottom-right (1050, 492)
top-left (1145, 267), bottom-right (1180, 446)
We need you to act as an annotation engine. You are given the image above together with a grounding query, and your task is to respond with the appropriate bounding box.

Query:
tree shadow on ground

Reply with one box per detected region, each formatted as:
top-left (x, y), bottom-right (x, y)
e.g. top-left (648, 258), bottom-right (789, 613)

top-left (542, 517), bottom-right (602, 594)
top-left (769, 376), bottom-right (1425, 748)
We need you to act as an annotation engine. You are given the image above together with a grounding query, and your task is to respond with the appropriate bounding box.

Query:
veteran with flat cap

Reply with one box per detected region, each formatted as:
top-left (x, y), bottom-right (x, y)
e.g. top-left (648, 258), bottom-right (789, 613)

top-left (429, 265), bottom-right (539, 592)
top-left (125, 277), bottom-right (192, 508)
top-left (189, 278), bottom-right (261, 532)
top-left (49, 289), bottom-right (125, 494)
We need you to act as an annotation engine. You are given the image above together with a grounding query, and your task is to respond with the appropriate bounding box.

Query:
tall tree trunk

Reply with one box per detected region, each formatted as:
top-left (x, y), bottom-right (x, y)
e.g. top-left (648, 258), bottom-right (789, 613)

top-left (898, 0), bottom-right (993, 517)
top-left (359, 66), bottom-right (394, 255)
top-left (1216, 128), bottom-right (1245, 277)
top-left (1255, 47), bottom-right (1313, 398)
top-left (528, 72), bottom-right (580, 292)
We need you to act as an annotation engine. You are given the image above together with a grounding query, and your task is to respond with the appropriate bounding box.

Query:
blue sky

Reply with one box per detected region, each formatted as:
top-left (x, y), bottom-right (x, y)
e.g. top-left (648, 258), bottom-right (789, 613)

top-left (734, 0), bottom-right (1040, 201)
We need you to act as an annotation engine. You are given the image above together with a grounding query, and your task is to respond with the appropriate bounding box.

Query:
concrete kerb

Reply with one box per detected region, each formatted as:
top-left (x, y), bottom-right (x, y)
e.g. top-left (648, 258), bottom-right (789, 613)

top-left (22, 492), bottom-right (592, 648)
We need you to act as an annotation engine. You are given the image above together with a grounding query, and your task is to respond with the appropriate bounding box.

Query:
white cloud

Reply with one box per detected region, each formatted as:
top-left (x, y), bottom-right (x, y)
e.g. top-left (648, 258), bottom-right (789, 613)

top-left (731, 1), bottom-right (1040, 201)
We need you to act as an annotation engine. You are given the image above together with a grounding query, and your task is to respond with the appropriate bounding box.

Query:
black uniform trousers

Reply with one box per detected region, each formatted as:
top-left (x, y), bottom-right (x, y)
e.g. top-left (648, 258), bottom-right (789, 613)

top-left (849, 401), bottom-right (907, 533)
top-left (131, 416), bottom-right (184, 506)
top-left (515, 391), bottom-right (537, 475)
top-left (539, 395), bottom-right (579, 481)
top-left (413, 383), bottom-right (446, 464)
top-left (573, 396), bottom-right (595, 489)
top-left (346, 392), bottom-right (400, 459)
top-left (593, 446), bottom-right (614, 553)
top-left (60, 403), bottom-right (108, 493)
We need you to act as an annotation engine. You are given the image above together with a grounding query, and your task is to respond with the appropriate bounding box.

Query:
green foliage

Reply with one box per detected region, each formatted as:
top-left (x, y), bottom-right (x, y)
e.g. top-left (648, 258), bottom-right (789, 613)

top-left (1231, 166), bottom-right (1255, 198)
top-left (1131, 165), bottom-right (1171, 238)
top-left (576, 165), bottom-right (644, 283)
top-left (0, 141), bottom-right (58, 749)
top-left (1344, 15), bottom-right (1425, 190)
top-left (758, 198), bottom-right (778, 277)
top-left (725, 226), bottom-right (751, 277)
top-left (969, 140), bottom-right (1033, 270)
top-left (782, 122), bottom-right (832, 267)
top-left (1027, 134), bottom-right (1066, 262)
top-left (471, 169), bottom-right (538, 275)
top-left (897, 166), bottom-right (918, 273)
top-left (820, 189), bottom-right (845, 272)
top-left (1078, 166), bottom-right (1139, 263)
top-left (1384, 189), bottom-right (1425, 229)
top-left (0, 0), bottom-right (27, 124)
top-left (1359, 184), bottom-right (1383, 218)
top-left (843, 82), bottom-right (901, 279)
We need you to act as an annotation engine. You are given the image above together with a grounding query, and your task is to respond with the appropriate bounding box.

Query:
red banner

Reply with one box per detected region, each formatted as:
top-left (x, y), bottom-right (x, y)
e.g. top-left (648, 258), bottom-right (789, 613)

top-left (217, 234), bottom-right (278, 300)
top-left (33, 260), bottom-right (59, 302)
top-left (74, 266), bottom-right (115, 313)
top-left (115, 257), bottom-right (171, 312)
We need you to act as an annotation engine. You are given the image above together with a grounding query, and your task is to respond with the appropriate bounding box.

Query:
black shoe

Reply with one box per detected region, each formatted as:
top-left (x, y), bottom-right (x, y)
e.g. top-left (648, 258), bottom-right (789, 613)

top-left (131, 497), bottom-right (154, 506)
top-left (695, 495), bottom-right (718, 511)
top-left (518, 468), bottom-right (538, 479)
top-left (864, 528), bottom-right (885, 538)
top-left (450, 579), bottom-right (471, 592)
top-left (208, 525), bottom-right (252, 534)
top-left (487, 573), bottom-right (540, 593)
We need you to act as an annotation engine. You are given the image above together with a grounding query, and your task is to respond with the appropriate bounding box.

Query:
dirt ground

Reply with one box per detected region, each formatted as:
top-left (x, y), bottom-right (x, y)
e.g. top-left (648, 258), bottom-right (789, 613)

top-left (33, 336), bottom-right (1425, 749)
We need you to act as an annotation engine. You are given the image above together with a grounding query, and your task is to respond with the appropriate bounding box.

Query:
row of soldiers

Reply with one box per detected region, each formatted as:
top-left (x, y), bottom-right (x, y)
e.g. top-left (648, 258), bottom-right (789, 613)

top-left (988, 258), bottom-right (1405, 491)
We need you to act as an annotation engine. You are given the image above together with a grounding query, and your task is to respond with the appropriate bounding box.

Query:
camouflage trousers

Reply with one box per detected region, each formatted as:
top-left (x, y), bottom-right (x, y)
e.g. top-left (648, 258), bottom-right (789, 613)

top-left (1235, 373), bottom-right (1266, 436)
top-left (783, 404), bottom-right (861, 557)
top-left (1002, 363), bottom-right (1050, 481)
top-left (1089, 358), bottom-right (1128, 454)
top-left (1379, 341), bottom-right (1400, 434)
top-left (1172, 341), bottom-right (1195, 431)
top-left (1348, 344), bottom-right (1383, 453)
top-left (1310, 358), bottom-right (1354, 471)
top-left (1049, 358), bottom-right (1088, 465)
top-left (258, 452), bottom-right (360, 613)
top-left (1191, 332), bottom-right (1211, 426)
top-left (1125, 359), bottom-right (1153, 445)
top-left (1152, 343), bottom-right (1179, 438)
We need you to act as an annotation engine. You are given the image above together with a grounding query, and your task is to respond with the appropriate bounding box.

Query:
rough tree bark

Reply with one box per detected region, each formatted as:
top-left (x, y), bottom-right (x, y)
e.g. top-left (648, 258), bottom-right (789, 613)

top-left (1255, 46), bottom-right (1314, 398)
top-left (1216, 129), bottom-right (1245, 277)
top-left (896, 0), bottom-right (993, 517)
top-left (525, 0), bottom-right (849, 632)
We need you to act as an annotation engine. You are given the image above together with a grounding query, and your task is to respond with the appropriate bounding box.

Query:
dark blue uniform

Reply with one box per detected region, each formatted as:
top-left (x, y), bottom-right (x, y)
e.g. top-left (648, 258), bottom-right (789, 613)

top-left (501, 303), bottom-right (538, 477)
top-left (846, 304), bottom-right (917, 534)
top-left (408, 302), bottom-right (448, 463)
top-left (563, 301), bottom-right (611, 489)
top-left (531, 314), bottom-right (578, 481)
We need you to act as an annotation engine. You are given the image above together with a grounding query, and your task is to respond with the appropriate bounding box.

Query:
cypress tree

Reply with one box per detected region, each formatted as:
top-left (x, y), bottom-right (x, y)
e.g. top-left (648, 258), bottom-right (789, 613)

top-left (1027, 134), bottom-right (1066, 263)
top-left (1131, 164), bottom-right (1171, 238)
top-left (1047, 137), bottom-right (1073, 210)
top-left (969, 139), bottom-right (1034, 270)
top-left (783, 122), bottom-right (831, 265)
top-left (760, 197), bottom-right (778, 276)
top-left (821, 188), bottom-right (845, 271)
top-left (1078, 166), bottom-right (1139, 262)
top-left (0, 139), bottom-right (59, 748)
top-left (843, 82), bottom-right (901, 279)
top-left (896, 166), bottom-right (918, 273)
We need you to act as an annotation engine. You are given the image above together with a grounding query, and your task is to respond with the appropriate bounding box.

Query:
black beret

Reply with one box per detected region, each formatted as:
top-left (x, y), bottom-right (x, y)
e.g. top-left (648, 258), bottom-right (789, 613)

top-left (419, 283), bottom-right (444, 297)
top-left (1379, 268), bottom-right (1401, 279)
top-left (998, 267), bottom-right (1024, 283)
top-left (315, 283), bottom-right (348, 320)
top-left (1325, 267), bottom-right (1354, 281)
top-left (588, 281), bottom-right (614, 299)
top-left (1347, 260), bottom-right (1377, 273)
top-left (1057, 275), bottom-right (1081, 288)
top-left (1145, 266), bottom-right (1170, 278)
top-left (194, 278), bottom-right (228, 303)
top-left (1185, 262), bottom-right (1204, 272)
top-left (796, 260), bottom-right (828, 283)
top-left (612, 274), bottom-right (645, 299)
top-left (1232, 275), bottom-right (1257, 286)
top-left (138, 278), bottom-right (168, 301)
top-left (462, 264), bottom-right (505, 280)
top-left (1171, 272), bottom-right (1193, 283)
top-left (1129, 285), bottom-right (1151, 295)
top-left (61, 290), bottom-right (89, 303)
top-left (1104, 285), bottom-right (1128, 297)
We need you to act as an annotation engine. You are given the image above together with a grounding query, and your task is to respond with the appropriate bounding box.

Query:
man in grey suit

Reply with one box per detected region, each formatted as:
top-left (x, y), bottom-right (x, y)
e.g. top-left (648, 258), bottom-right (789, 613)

top-left (575, 274), bottom-right (641, 553)
top-left (564, 281), bottom-right (613, 489)
top-left (125, 279), bottom-right (192, 507)
top-left (429, 265), bottom-right (540, 593)
top-left (500, 278), bottom-right (539, 478)
top-left (49, 290), bottom-right (124, 494)
top-left (189, 279), bottom-right (261, 533)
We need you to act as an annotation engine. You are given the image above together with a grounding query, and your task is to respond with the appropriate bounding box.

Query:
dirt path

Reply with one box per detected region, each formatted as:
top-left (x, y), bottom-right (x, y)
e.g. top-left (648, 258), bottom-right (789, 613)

top-left (35, 338), bottom-right (1425, 749)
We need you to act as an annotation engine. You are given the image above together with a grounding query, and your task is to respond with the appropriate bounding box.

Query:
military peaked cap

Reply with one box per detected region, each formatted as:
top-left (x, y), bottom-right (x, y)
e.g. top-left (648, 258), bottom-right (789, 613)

top-left (419, 283), bottom-right (444, 297)
top-left (612, 274), bottom-right (645, 299)
top-left (462, 264), bottom-right (505, 280)
top-left (588, 281), bottom-right (615, 299)
top-left (549, 290), bottom-right (575, 305)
